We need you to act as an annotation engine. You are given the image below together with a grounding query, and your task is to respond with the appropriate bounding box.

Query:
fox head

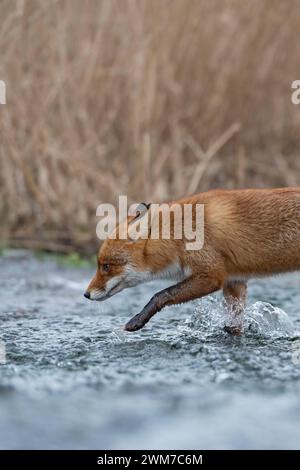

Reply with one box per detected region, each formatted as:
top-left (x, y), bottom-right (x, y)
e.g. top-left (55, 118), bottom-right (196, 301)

top-left (84, 203), bottom-right (154, 301)
top-left (84, 202), bottom-right (186, 301)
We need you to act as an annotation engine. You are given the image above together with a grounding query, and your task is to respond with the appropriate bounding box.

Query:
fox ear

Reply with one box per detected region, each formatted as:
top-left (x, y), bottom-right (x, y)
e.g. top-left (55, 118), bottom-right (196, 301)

top-left (128, 202), bottom-right (151, 224)
top-left (135, 202), bottom-right (151, 219)
top-left (140, 202), bottom-right (151, 211)
top-left (127, 202), bottom-right (152, 242)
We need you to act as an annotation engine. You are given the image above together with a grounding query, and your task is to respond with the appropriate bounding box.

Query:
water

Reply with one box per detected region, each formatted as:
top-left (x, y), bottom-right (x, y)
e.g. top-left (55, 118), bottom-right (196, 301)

top-left (0, 251), bottom-right (300, 449)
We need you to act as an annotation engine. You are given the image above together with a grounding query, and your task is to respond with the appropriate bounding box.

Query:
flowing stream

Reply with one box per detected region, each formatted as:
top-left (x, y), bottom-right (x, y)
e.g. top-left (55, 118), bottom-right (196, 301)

top-left (0, 251), bottom-right (300, 449)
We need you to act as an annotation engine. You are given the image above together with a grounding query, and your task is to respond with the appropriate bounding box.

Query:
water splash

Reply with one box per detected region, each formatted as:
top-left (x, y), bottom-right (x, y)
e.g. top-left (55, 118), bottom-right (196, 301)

top-left (246, 301), bottom-right (296, 338)
top-left (177, 296), bottom-right (225, 339)
top-left (180, 296), bottom-right (297, 339)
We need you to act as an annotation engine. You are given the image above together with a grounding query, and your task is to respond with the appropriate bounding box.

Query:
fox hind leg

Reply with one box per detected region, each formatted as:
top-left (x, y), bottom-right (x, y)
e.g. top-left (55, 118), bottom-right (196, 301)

top-left (223, 280), bottom-right (247, 336)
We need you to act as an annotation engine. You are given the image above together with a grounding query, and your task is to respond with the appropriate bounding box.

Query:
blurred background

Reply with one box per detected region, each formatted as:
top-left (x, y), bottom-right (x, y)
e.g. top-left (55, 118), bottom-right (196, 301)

top-left (1, 1), bottom-right (300, 451)
top-left (1, 0), bottom-right (300, 254)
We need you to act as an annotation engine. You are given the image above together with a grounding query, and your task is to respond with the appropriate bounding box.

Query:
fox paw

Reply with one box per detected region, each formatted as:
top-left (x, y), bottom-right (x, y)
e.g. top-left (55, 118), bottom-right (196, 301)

top-left (224, 325), bottom-right (243, 336)
top-left (124, 315), bottom-right (146, 332)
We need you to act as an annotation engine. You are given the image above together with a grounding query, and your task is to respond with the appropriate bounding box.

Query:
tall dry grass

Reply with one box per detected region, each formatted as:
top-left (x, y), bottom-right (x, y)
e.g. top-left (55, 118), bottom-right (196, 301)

top-left (0, 0), bottom-right (300, 253)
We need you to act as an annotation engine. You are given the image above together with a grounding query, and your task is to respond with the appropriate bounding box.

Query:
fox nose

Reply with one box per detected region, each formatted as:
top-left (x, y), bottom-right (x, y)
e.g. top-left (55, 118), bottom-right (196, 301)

top-left (84, 291), bottom-right (90, 299)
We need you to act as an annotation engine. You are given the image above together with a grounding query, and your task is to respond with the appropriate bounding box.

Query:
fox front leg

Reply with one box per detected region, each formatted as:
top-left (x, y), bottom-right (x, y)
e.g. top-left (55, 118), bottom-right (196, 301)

top-left (124, 275), bottom-right (223, 332)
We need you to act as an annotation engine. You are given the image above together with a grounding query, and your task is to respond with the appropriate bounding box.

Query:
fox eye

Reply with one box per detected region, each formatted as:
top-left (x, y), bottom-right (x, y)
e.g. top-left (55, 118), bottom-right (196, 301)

top-left (102, 263), bottom-right (110, 273)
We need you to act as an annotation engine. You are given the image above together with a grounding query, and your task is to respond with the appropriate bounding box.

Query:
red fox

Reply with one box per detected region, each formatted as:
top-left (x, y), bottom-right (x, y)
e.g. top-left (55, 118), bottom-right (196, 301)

top-left (84, 188), bottom-right (300, 335)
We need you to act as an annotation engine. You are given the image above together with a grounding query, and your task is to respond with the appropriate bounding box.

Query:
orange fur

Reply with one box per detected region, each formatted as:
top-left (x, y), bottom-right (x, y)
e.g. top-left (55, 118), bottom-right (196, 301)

top-left (85, 188), bottom-right (300, 334)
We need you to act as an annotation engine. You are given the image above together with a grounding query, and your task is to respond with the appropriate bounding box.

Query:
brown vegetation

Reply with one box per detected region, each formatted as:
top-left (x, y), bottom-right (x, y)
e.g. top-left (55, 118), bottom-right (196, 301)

top-left (0, 0), bottom-right (300, 253)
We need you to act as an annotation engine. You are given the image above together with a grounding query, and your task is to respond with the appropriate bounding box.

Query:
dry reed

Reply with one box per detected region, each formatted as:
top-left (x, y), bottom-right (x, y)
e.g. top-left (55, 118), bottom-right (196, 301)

top-left (0, 0), bottom-right (300, 253)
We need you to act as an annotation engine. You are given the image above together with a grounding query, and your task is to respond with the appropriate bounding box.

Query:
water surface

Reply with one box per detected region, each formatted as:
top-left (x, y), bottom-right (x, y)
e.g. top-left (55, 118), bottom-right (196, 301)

top-left (0, 251), bottom-right (300, 449)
